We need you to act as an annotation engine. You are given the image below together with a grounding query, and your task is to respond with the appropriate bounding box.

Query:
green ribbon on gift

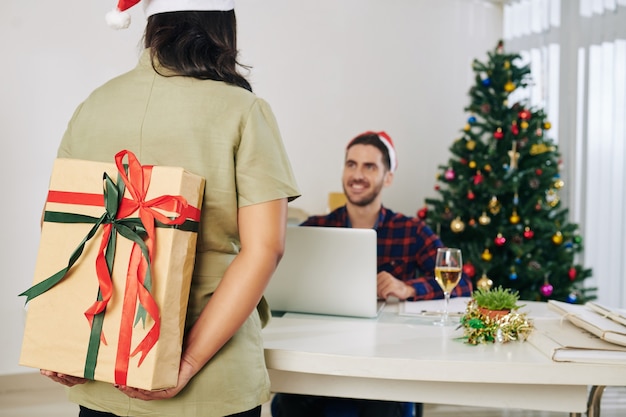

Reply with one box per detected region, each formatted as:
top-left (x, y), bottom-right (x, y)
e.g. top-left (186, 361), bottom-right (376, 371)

top-left (19, 172), bottom-right (126, 303)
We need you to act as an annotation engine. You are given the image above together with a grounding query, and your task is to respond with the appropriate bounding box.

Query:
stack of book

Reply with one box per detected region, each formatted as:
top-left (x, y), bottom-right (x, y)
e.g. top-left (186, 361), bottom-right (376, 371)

top-left (528, 300), bottom-right (626, 364)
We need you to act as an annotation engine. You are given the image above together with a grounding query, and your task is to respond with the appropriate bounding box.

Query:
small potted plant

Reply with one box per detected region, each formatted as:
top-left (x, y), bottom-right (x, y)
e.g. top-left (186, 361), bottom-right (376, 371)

top-left (471, 286), bottom-right (522, 319)
top-left (460, 286), bottom-right (532, 345)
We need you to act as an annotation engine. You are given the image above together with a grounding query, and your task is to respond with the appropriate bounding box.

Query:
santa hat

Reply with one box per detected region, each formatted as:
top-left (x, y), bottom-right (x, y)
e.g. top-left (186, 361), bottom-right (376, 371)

top-left (348, 131), bottom-right (398, 172)
top-left (106, 0), bottom-right (235, 30)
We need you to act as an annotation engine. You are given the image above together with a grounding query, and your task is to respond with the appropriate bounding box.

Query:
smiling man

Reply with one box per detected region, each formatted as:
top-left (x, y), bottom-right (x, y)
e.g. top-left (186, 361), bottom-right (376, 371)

top-left (303, 131), bottom-right (473, 301)
top-left (271, 131), bottom-right (472, 417)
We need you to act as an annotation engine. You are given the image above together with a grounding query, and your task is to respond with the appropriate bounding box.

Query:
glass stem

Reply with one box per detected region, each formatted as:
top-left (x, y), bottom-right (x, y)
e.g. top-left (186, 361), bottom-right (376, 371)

top-left (442, 291), bottom-right (450, 323)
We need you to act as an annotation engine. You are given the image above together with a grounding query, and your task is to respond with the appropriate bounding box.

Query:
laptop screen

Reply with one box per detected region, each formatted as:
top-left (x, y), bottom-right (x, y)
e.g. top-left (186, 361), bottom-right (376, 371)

top-left (264, 226), bottom-right (379, 318)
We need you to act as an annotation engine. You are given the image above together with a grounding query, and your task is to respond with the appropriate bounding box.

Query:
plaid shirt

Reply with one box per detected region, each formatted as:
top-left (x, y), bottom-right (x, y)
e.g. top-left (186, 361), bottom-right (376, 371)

top-left (301, 206), bottom-right (473, 300)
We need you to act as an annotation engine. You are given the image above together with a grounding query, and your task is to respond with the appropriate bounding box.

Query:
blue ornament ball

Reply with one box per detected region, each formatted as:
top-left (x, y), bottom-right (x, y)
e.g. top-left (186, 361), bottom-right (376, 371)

top-left (567, 292), bottom-right (578, 303)
top-left (509, 272), bottom-right (518, 280)
top-left (482, 78), bottom-right (491, 86)
top-left (468, 116), bottom-right (477, 124)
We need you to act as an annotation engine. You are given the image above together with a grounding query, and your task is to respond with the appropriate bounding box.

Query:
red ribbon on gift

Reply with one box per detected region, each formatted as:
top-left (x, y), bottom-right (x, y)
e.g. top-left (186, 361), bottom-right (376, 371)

top-left (109, 150), bottom-right (192, 385)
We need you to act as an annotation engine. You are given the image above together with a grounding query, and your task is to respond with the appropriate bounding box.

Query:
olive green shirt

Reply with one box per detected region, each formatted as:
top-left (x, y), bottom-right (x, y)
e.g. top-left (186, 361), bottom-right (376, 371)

top-left (58, 50), bottom-right (300, 416)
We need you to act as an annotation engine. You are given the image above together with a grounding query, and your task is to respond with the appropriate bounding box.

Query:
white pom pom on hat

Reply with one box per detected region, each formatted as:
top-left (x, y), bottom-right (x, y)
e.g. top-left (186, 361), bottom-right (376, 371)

top-left (106, 0), bottom-right (236, 30)
top-left (106, 0), bottom-right (139, 30)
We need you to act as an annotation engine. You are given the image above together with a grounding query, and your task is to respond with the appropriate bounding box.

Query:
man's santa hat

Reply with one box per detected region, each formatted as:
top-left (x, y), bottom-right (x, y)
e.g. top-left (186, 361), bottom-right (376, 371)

top-left (348, 131), bottom-right (398, 173)
top-left (106, 0), bottom-right (235, 30)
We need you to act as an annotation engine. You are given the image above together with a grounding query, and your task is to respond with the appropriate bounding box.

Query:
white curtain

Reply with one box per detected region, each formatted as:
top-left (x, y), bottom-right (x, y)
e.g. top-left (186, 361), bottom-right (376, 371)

top-left (504, 0), bottom-right (626, 308)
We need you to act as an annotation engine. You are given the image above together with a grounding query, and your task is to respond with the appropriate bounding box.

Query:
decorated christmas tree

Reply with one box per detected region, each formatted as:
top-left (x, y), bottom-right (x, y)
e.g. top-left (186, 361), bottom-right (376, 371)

top-left (420, 41), bottom-right (594, 303)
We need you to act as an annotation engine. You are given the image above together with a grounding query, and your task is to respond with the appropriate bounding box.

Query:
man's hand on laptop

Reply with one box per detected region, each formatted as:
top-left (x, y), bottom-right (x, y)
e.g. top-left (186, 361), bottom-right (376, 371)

top-left (377, 271), bottom-right (416, 300)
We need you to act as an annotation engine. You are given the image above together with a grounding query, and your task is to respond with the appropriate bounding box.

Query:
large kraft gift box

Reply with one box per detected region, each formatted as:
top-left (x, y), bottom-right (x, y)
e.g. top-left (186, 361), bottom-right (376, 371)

top-left (19, 150), bottom-right (205, 390)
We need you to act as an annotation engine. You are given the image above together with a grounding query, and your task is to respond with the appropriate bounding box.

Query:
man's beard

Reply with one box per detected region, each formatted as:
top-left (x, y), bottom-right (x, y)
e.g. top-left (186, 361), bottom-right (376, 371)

top-left (343, 180), bottom-right (384, 207)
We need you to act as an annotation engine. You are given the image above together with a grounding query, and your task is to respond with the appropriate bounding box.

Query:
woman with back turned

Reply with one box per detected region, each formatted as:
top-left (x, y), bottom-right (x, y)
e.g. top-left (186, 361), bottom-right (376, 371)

top-left (40, 1), bottom-right (300, 416)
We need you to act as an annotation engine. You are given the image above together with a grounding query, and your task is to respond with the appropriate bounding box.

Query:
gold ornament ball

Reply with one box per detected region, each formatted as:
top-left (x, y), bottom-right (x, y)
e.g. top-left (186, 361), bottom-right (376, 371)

top-left (488, 196), bottom-right (501, 215)
top-left (552, 231), bottom-right (563, 245)
top-left (469, 160), bottom-right (477, 169)
top-left (544, 121), bottom-right (552, 130)
top-left (554, 179), bottom-right (565, 189)
top-left (509, 211), bottom-right (521, 224)
top-left (466, 140), bottom-right (476, 151)
top-left (504, 81), bottom-right (515, 92)
top-left (481, 249), bottom-right (493, 262)
top-left (450, 217), bottom-right (466, 233)
top-left (464, 124), bottom-right (471, 131)
top-left (520, 121), bottom-right (529, 130)
top-left (476, 274), bottom-right (493, 290)
top-left (478, 212), bottom-right (491, 225)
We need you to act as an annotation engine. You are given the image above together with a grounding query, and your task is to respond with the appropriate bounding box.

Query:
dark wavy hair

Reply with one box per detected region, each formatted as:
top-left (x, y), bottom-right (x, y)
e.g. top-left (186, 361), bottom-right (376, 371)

top-left (346, 133), bottom-right (391, 172)
top-left (144, 10), bottom-right (252, 91)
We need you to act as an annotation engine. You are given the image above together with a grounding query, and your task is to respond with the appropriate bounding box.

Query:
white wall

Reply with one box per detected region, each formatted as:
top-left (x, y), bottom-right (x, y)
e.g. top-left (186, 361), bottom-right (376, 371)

top-left (0, 0), bottom-right (501, 375)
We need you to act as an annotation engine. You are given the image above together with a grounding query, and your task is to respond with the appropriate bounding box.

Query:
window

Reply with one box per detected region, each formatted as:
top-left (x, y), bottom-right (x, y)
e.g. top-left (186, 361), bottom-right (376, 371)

top-left (504, 0), bottom-right (626, 307)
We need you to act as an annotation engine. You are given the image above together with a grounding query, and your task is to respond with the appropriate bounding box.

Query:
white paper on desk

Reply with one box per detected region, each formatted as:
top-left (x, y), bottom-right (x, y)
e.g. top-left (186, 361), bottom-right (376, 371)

top-left (400, 297), bottom-right (471, 317)
top-left (548, 300), bottom-right (626, 347)
top-left (528, 319), bottom-right (626, 365)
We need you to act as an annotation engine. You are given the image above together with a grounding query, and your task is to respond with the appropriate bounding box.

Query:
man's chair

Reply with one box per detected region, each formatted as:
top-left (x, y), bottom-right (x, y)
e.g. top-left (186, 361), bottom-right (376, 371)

top-left (270, 395), bottom-right (422, 417)
top-left (328, 191), bottom-right (347, 212)
top-left (407, 402), bottom-right (424, 417)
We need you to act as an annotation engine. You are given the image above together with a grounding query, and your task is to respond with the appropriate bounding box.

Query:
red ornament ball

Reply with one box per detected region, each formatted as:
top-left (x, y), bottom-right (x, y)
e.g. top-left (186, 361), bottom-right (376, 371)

top-left (535, 168), bottom-right (543, 176)
top-left (494, 129), bottom-right (504, 140)
top-left (467, 190), bottom-right (476, 200)
top-left (494, 233), bottom-right (507, 246)
top-left (568, 267), bottom-right (577, 281)
top-left (417, 207), bottom-right (428, 219)
top-left (518, 109), bottom-right (531, 120)
top-left (463, 263), bottom-right (476, 279)
top-left (540, 283), bottom-right (554, 297)
top-left (523, 227), bottom-right (534, 239)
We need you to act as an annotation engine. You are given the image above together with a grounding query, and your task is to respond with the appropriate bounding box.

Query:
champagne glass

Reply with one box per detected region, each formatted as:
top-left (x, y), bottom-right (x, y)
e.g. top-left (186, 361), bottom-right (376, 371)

top-left (433, 248), bottom-right (462, 326)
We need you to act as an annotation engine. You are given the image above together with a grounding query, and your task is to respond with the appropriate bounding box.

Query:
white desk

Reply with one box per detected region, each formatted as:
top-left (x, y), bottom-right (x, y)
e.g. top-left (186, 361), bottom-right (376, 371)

top-left (262, 300), bottom-right (626, 416)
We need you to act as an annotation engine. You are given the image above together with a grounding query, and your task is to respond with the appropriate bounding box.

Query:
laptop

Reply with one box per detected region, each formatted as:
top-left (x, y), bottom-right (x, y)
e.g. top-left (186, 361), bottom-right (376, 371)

top-left (264, 226), bottom-right (380, 318)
